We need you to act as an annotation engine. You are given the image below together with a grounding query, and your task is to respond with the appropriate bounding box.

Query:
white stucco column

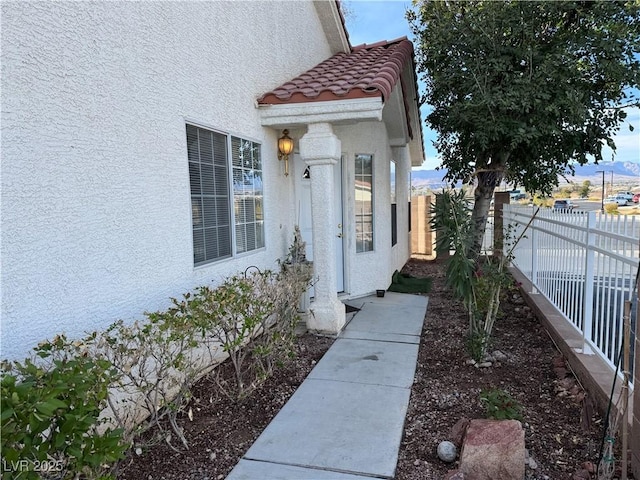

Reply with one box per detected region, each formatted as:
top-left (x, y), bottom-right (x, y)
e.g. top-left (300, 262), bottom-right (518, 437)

top-left (299, 122), bottom-right (345, 334)
top-left (393, 146), bottom-right (411, 256)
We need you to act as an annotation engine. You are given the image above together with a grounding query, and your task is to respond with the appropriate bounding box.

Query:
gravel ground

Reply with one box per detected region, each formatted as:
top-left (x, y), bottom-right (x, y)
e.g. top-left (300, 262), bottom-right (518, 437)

top-left (117, 257), bottom-right (627, 480)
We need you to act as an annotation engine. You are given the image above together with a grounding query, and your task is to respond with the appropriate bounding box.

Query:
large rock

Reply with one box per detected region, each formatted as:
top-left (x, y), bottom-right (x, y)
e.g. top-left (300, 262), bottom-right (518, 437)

top-left (449, 417), bottom-right (470, 448)
top-left (443, 470), bottom-right (466, 480)
top-left (459, 419), bottom-right (525, 480)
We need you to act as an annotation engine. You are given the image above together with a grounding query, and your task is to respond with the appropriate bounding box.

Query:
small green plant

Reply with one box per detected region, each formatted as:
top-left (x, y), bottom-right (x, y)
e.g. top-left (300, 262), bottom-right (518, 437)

top-left (1, 335), bottom-right (127, 479)
top-left (430, 190), bottom-right (475, 301)
top-left (467, 254), bottom-right (513, 359)
top-left (285, 225), bottom-right (307, 264)
top-left (465, 331), bottom-right (491, 363)
top-left (604, 202), bottom-right (618, 214)
top-left (209, 264), bottom-right (312, 402)
top-left (480, 388), bottom-right (523, 421)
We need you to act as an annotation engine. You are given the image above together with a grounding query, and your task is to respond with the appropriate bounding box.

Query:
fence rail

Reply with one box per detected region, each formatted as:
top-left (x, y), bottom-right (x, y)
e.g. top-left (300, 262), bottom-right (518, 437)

top-left (503, 205), bottom-right (639, 388)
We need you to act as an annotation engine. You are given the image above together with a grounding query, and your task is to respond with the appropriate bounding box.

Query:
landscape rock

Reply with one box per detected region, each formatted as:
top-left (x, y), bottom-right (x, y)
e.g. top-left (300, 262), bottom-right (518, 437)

top-left (572, 469), bottom-right (591, 480)
top-left (553, 366), bottom-right (568, 378)
top-left (552, 355), bottom-right (566, 368)
top-left (437, 440), bottom-right (457, 462)
top-left (557, 377), bottom-right (575, 390)
top-left (459, 419), bottom-right (525, 480)
top-left (492, 350), bottom-right (508, 362)
top-left (582, 461), bottom-right (595, 473)
top-left (449, 417), bottom-right (470, 448)
top-left (443, 470), bottom-right (466, 480)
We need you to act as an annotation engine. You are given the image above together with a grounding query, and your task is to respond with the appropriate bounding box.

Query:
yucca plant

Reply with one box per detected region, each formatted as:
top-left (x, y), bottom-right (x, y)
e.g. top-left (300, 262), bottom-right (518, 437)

top-left (431, 191), bottom-right (536, 361)
top-left (431, 190), bottom-right (475, 307)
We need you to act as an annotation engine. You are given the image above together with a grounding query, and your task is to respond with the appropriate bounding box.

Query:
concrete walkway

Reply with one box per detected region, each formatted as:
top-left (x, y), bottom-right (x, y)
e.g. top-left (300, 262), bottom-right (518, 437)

top-left (226, 292), bottom-right (428, 480)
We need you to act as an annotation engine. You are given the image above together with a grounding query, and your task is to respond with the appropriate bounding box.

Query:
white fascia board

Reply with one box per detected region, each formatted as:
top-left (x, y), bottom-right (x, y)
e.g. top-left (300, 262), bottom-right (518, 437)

top-left (389, 136), bottom-right (409, 147)
top-left (258, 97), bottom-right (383, 129)
top-left (410, 141), bottom-right (425, 166)
top-left (313, 1), bottom-right (350, 53)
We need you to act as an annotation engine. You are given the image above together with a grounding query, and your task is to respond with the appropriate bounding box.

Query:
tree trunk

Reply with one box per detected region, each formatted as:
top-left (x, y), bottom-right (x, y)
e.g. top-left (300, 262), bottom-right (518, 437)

top-left (470, 170), bottom-right (502, 260)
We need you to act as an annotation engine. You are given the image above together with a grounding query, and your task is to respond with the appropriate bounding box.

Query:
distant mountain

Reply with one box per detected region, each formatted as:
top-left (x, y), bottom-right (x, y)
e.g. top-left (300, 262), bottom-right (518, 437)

top-left (569, 161), bottom-right (640, 178)
top-left (411, 168), bottom-right (452, 189)
top-left (412, 161), bottom-right (640, 189)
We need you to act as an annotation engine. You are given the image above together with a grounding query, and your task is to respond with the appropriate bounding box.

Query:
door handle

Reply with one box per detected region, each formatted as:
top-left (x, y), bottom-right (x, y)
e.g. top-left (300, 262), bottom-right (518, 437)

top-left (337, 233), bottom-right (343, 238)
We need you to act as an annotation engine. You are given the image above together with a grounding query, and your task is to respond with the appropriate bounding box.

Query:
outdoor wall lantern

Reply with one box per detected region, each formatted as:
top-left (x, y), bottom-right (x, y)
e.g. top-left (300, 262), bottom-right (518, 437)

top-left (277, 129), bottom-right (294, 176)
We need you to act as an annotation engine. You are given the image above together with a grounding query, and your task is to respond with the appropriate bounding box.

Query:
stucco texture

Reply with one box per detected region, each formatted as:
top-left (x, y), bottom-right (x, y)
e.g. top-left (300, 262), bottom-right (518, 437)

top-left (336, 121), bottom-right (411, 298)
top-left (1, 1), bottom-right (333, 360)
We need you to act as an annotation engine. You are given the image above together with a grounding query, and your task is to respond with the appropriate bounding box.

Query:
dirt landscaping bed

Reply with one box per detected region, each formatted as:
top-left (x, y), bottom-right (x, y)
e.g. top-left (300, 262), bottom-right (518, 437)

top-left (395, 257), bottom-right (621, 479)
top-left (117, 257), bottom-right (622, 480)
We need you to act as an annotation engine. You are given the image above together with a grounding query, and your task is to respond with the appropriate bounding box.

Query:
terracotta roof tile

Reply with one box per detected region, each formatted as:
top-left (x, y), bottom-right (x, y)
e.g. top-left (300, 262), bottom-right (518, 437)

top-left (257, 37), bottom-right (414, 105)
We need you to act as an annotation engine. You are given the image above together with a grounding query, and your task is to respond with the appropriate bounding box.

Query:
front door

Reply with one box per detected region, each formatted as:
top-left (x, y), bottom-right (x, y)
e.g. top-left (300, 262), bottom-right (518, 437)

top-left (295, 154), bottom-right (345, 294)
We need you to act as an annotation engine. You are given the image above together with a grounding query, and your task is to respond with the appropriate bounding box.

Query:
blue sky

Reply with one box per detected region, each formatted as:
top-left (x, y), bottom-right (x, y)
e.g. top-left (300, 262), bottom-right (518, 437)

top-left (343, 0), bottom-right (640, 170)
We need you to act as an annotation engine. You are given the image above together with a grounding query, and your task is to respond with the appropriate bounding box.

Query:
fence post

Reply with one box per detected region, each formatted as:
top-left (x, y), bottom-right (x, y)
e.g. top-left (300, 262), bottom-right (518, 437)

top-left (530, 206), bottom-right (538, 294)
top-left (411, 195), bottom-right (432, 256)
top-left (631, 235), bottom-right (640, 478)
top-left (580, 212), bottom-right (596, 355)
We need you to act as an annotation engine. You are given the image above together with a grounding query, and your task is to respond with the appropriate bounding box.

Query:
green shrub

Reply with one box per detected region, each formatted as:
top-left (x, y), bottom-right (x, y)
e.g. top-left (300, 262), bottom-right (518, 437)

top-left (532, 194), bottom-right (553, 207)
top-left (432, 191), bottom-right (534, 361)
top-left (578, 181), bottom-right (591, 198)
top-left (195, 272), bottom-right (277, 401)
top-left (1, 336), bottom-right (127, 479)
top-left (96, 262), bottom-right (311, 449)
top-left (2, 238), bottom-right (313, 458)
top-left (604, 203), bottom-right (618, 214)
top-left (204, 266), bottom-right (311, 402)
top-left (97, 305), bottom-right (203, 449)
top-left (557, 187), bottom-right (572, 198)
top-left (480, 388), bottom-right (523, 421)
top-left (465, 331), bottom-right (491, 363)
top-left (430, 190), bottom-right (475, 301)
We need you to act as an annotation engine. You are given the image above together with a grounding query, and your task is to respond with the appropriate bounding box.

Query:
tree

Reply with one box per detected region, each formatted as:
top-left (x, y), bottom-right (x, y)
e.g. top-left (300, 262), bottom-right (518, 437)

top-left (408, 1), bottom-right (640, 257)
top-left (579, 180), bottom-right (592, 198)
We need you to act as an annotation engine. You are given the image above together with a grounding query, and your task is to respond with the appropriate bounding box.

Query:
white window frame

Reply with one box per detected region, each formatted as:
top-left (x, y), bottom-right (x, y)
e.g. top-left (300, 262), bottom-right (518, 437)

top-left (186, 122), bottom-right (265, 266)
top-left (355, 153), bottom-right (374, 253)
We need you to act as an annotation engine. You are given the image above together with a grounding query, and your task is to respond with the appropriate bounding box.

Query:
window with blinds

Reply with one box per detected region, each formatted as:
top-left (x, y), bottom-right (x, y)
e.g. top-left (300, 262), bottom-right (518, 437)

top-left (186, 124), bottom-right (264, 266)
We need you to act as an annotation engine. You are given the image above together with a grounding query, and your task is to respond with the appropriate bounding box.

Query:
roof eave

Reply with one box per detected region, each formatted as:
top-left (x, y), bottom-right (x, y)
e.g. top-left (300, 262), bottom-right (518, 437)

top-left (314, 1), bottom-right (351, 54)
top-left (258, 97), bottom-right (383, 129)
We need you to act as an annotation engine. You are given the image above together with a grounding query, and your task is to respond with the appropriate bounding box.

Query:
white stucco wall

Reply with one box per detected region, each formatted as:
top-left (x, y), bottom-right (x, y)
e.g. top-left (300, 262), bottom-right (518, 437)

top-left (392, 145), bottom-right (413, 270)
top-left (336, 121), bottom-right (412, 298)
top-left (0, 1), bottom-right (334, 360)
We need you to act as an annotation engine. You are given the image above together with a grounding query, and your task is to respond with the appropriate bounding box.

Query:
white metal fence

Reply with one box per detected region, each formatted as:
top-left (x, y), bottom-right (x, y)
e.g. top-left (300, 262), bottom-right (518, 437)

top-left (503, 205), bottom-right (639, 388)
top-left (481, 207), bottom-right (495, 255)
